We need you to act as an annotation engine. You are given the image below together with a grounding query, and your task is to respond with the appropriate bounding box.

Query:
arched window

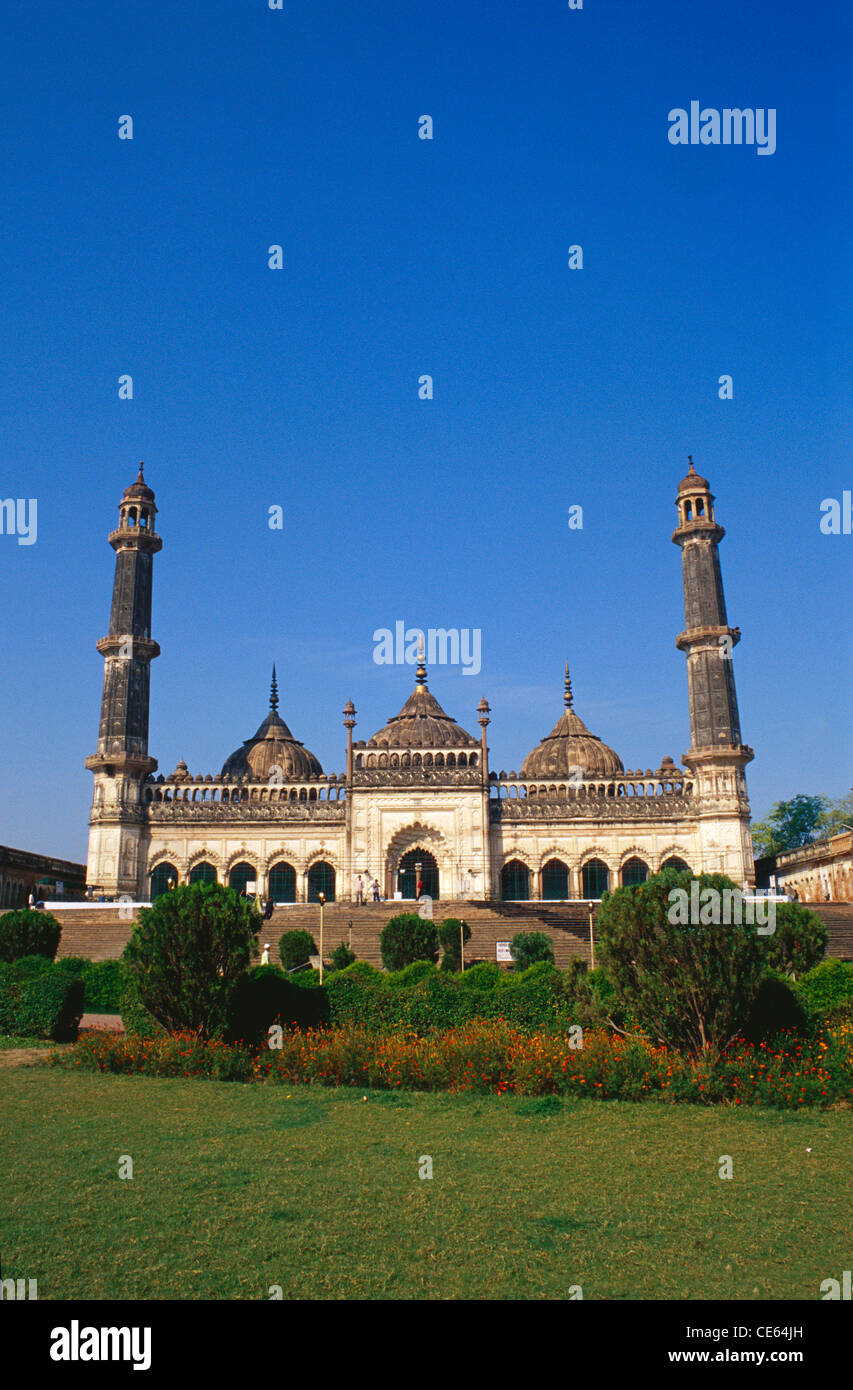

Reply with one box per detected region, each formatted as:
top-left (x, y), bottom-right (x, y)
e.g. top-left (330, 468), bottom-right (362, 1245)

top-left (685, 501), bottom-right (693, 520)
top-left (150, 863), bottom-right (178, 898)
top-left (189, 861), bottom-right (217, 884)
top-left (501, 860), bottom-right (530, 902)
top-left (621, 857), bottom-right (649, 887)
top-left (469, 752), bottom-right (478, 767)
top-left (307, 861), bottom-right (335, 903)
top-left (661, 857), bottom-right (690, 874)
top-left (229, 861), bottom-right (257, 896)
top-left (458, 753), bottom-right (467, 767)
top-left (269, 862), bottom-right (297, 903)
top-left (582, 859), bottom-right (609, 898)
top-left (542, 859), bottom-right (570, 901)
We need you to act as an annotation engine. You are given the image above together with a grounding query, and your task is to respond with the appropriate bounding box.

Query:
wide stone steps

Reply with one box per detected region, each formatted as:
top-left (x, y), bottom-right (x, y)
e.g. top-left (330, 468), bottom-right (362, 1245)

top-left (48, 900), bottom-right (853, 968)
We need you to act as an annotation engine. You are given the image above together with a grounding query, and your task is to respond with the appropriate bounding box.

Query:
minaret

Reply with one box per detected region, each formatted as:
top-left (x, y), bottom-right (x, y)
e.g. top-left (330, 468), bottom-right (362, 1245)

top-left (672, 458), bottom-right (754, 884)
top-left (85, 465), bottom-right (162, 897)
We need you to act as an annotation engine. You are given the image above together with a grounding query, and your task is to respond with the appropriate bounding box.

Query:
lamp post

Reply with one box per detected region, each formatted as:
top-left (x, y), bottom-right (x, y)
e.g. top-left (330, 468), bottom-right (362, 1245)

top-left (347, 919), bottom-right (353, 951)
top-left (588, 901), bottom-right (595, 971)
top-left (318, 892), bottom-right (326, 984)
top-left (460, 919), bottom-right (466, 974)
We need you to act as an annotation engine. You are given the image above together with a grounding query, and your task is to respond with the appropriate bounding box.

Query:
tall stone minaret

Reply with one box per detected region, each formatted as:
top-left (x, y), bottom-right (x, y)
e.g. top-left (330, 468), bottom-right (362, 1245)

top-left (672, 458), bottom-right (754, 885)
top-left (85, 466), bottom-right (161, 897)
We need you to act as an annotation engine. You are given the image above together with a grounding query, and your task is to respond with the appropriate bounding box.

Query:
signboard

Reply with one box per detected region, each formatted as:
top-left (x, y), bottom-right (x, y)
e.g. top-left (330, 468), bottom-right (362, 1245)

top-left (495, 940), bottom-right (512, 963)
top-left (246, 880), bottom-right (257, 894)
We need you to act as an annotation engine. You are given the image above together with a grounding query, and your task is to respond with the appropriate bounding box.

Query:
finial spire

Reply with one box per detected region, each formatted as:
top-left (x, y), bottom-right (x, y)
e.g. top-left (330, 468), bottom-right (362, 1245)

top-left (564, 662), bottom-right (573, 709)
top-left (270, 664), bottom-right (279, 712)
top-left (687, 454), bottom-right (695, 473)
top-left (415, 633), bottom-right (428, 688)
top-left (137, 462), bottom-right (145, 483)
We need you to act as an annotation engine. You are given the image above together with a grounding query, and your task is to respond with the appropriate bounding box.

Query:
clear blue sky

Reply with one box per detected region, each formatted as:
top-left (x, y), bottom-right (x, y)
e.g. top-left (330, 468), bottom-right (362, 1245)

top-left (1, 0), bottom-right (850, 863)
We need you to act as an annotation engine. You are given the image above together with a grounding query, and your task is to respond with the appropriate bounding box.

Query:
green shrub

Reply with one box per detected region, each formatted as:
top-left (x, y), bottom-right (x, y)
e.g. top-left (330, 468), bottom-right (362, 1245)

top-left (438, 918), bottom-right (472, 972)
top-left (796, 959), bottom-right (853, 1026)
top-left (121, 966), bottom-right (165, 1039)
top-left (226, 964), bottom-right (328, 1043)
top-left (278, 930), bottom-right (317, 973)
top-left (80, 960), bottom-right (126, 1012)
top-left (509, 932), bottom-right (555, 971)
top-left (330, 942), bottom-right (356, 971)
top-left (596, 869), bottom-right (766, 1057)
top-left (0, 965), bottom-right (84, 1040)
top-left (379, 913), bottom-right (439, 971)
top-left (387, 960), bottom-right (437, 988)
top-left (325, 961), bottom-right (392, 1030)
top-left (743, 971), bottom-right (807, 1043)
top-left (123, 882), bottom-right (259, 1040)
top-left (459, 961), bottom-right (503, 990)
top-left (0, 909), bottom-right (62, 962)
top-left (760, 902), bottom-right (828, 977)
top-left (1, 954), bottom-right (55, 981)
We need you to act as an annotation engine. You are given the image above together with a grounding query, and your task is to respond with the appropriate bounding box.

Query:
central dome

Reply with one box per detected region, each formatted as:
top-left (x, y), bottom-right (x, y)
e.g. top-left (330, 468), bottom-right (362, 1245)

top-left (520, 666), bottom-right (624, 779)
top-left (365, 656), bottom-right (478, 751)
top-left (221, 668), bottom-right (323, 780)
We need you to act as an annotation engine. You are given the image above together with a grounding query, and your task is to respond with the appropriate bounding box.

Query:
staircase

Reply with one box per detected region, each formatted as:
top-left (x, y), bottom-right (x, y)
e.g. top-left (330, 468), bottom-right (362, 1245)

top-left (48, 900), bottom-right (853, 968)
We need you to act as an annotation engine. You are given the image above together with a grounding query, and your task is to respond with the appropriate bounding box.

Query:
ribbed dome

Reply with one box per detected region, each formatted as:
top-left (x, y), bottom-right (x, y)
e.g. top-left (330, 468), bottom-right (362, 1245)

top-left (122, 463), bottom-right (155, 503)
top-left (221, 668), bottom-right (323, 780)
top-left (520, 666), bottom-right (623, 779)
top-left (677, 456), bottom-right (710, 493)
top-left (366, 659), bottom-right (478, 751)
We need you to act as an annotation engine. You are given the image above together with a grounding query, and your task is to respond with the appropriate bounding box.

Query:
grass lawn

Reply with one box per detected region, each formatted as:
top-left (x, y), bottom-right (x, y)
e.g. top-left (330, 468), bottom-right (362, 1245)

top-left (1, 1065), bottom-right (849, 1300)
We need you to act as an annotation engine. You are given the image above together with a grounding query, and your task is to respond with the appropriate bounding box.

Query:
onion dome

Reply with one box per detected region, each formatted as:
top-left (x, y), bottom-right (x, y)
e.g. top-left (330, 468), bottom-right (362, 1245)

top-left (677, 455), bottom-right (710, 494)
top-left (520, 664), bottom-right (624, 779)
top-left (221, 666), bottom-right (323, 779)
top-left (364, 647), bottom-right (478, 751)
top-left (122, 462), bottom-right (155, 503)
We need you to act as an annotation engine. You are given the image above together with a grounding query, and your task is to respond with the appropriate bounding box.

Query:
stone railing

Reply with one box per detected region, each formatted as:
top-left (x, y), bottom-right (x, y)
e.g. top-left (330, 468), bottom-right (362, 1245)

top-left (352, 767), bottom-right (482, 788)
top-left (147, 799), bottom-right (346, 824)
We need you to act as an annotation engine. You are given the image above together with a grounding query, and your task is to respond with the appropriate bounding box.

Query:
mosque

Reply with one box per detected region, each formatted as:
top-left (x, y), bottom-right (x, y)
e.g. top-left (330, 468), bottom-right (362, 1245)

top-left (85, 459), bottom-right (756, 903)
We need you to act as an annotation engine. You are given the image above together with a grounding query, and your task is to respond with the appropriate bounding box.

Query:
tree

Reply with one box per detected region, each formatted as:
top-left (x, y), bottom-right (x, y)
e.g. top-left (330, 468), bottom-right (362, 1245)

top-left (278, 930), bottom-right (317, 972)
top-left (596, 868), bottom-right (766, 1057)
top-left (751, 794), bottom-right (829, 856)
top-left (123, 881), bottom-right (259, 1039)
top-left (509, 932), bottom-right (554, 971)
top-left (817, 790), bottom-right (853, 838)
top-left (438, 918), bottom-right (471, 972)
top-left (379, 913), bottom-right (439, 972)
top-left (0, 908), bottom-right (61, 962)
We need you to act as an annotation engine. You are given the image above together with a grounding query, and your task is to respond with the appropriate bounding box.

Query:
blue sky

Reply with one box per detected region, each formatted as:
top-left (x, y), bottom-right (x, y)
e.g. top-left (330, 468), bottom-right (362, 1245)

top-left (0, 0), bottom-right (850, 862)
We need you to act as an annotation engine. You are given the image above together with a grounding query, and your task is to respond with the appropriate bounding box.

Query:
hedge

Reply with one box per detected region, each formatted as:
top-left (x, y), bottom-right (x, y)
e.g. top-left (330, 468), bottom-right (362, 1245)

top-left (0, 964), bottom-right (84, 1040)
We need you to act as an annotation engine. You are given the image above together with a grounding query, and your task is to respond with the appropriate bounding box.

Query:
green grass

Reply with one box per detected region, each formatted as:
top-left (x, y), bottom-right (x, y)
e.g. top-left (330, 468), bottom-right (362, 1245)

top-left (0, 1034), bottom-right (54, 1050)
top-left (1, 1066), bottom-right (849, 1300)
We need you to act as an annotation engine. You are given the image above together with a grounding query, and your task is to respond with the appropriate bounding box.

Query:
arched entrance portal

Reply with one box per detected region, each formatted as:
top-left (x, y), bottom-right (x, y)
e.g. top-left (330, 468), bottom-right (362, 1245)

top-left (398, 849), bottom-right (439, 901)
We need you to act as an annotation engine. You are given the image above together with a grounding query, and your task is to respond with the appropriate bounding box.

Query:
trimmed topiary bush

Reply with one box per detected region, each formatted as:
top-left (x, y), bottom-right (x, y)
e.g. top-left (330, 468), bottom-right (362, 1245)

top-left (0, 909), bottom-right (62, 963)
top-left (226, 963), bottom-right (328, 1043)
top-left (379, 913), bottom-right (439, 971)
top-left (459, 961), bottom-right (503, 990)
top-left (0, 965), bottom-right (84, 1040)
top-left (509, 932), bottom-right (555, 971)
top-left (743, 971), bottom-right (807, 1043)
top-left (278, 930), bottom-right (317, 973)
top-left (80, 960), bottom-right (126, 1012)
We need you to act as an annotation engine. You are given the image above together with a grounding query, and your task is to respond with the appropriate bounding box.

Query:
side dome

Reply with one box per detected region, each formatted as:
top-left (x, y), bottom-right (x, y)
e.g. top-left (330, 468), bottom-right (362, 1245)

top-left (365, 654), bottom-right (478, 751)
top-left (520, 665), bottom-right (624, 779)
top-left (221, 667), bottom-right (323, 780)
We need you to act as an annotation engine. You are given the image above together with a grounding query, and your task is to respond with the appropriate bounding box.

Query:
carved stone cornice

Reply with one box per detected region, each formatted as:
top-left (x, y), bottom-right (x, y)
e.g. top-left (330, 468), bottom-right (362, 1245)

top-left (146, 801), bottom-right (346, 824)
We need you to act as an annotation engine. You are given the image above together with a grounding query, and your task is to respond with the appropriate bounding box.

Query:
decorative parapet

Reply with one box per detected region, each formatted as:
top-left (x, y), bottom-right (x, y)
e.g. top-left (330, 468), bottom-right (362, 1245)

top-left (352, 766), bottom-right (482, 788)
top-left (147, 800), bottom-right (346, 824)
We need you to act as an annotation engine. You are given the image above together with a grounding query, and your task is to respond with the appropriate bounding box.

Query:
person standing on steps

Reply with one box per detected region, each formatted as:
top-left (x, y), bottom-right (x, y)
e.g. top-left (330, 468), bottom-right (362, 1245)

top-left (416, 877), bottom-right (424, 901)
top-left (261, 943), bottom-right (271, 966)
top-left (371, 878), bottom-right (380, 902)
top-left (355, 876), bottom-right (365, 905)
